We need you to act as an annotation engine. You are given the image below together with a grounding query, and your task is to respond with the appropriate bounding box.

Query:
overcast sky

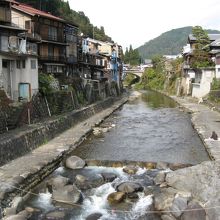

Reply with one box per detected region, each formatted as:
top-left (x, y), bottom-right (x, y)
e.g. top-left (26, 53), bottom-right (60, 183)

top-left (69, 0), bottom-right (220, 50)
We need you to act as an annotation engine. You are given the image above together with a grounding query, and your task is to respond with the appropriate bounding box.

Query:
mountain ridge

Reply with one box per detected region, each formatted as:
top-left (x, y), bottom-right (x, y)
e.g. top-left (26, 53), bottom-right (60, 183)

top-left (138, 26), bottom-right (220, 59)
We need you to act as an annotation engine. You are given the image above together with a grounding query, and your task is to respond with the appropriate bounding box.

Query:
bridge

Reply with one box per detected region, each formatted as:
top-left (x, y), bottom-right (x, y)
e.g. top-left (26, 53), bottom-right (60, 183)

top-left (123, 68), bottom-right (144, 79)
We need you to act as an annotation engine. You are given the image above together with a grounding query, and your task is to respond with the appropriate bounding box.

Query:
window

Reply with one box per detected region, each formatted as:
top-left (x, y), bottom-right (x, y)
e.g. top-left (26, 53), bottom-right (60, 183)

top-left (2, 60), bottom-right (7, 68)
top-left (16, 60), bottom-right (20, 69)
top-left (48, 26), bottom-right (57, 41)
top-left (218, 68), bottom-right (220, 73)
top-left (48, 45), bottom-right (54, 57)
top-left (0, 35), bottom-right (9, 51)
top-left (22, 60), bottom-right (25, 68)
top-left (47, 65), bottom-right (52, 73)
top-left (25, 20), bottom-right (31, 30)
top-left (26, 42), bottom-right (37, 55)
top-left (31, 60), bottom-right (36, 69)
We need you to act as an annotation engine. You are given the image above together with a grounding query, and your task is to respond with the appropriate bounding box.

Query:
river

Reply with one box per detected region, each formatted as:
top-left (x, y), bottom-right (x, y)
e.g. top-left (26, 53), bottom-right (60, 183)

top-left (23, 90), bottom-right (209, 219)
top-left (72, 90), bottom-right (209, 164)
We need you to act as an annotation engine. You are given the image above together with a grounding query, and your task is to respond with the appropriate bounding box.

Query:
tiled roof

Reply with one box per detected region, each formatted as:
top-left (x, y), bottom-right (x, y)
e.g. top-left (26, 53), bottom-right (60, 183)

top-left (210, 39), bottom-right (220, 47)
top-left (11, 0), bottom-right (64, 21)
top-left (188, 34), bottom-right (220, 42)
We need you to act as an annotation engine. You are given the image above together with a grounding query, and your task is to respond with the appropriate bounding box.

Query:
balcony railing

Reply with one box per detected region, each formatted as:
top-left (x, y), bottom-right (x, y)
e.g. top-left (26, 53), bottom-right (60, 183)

top-left (18, 32), bottom-right (41, 42)
top-left (67, 55), bottom-right (77, 64)
top-left (39, 55), bottom-right (66, 62)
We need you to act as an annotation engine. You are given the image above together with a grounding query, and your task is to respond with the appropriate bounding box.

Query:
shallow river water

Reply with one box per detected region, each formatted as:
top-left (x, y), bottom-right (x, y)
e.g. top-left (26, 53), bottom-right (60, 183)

top-left (73, 90), bottom-right (209, 164)
top-left (23, 90), bottom-right (210, 220)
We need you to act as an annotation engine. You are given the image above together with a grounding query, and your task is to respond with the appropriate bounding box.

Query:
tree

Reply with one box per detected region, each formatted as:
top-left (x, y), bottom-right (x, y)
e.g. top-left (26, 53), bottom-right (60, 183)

top-left (191, 26), bottom-right (213, 68)
top-left (123, 45), bottom-right (141, 66)
top-left (16, 0), bottom-right (113, 42)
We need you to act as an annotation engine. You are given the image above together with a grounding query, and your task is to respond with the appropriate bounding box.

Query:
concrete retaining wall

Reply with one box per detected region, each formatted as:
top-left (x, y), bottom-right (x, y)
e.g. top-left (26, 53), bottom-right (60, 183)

top-left (0, 97), bottom-right (115, 166)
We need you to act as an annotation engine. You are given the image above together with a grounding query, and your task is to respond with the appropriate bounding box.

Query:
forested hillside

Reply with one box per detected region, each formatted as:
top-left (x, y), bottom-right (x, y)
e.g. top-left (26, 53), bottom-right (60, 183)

top-left (16, 0), bottom-right (112, 42)
top-left (138, 26), bottom-right (220, 59)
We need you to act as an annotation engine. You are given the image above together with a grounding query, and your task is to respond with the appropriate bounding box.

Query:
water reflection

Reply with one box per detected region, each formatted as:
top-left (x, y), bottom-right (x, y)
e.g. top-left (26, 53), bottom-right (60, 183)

top-left (141, 90), bottom-right (176, 109)
top-left (73, 90), bottom-right (209, 164)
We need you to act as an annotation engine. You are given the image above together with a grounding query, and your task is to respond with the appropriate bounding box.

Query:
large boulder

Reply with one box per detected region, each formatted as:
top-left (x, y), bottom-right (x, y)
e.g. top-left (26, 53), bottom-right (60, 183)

top-left (154, 172), bottom-right (166, 185)
top-left (86, 212), bottom-right (103, 220)
top-left (52, 184), bottom-right (82, 205)
top-left (144, 186), bottom-right (161, 196)
top-left (116, 182), bottom-right (143, 193)
top-left (65, 156), bottom-right (85, 170)
top-left (181, 201), bottom-right (206, 220)
top-left (46, 210), bottom-right (65, 219)
top-left (107, 192), bottom-right (126, 204)
top-left (169, 195), bottom-right (188, 218)
top-left (75, 174), bottom-right (104, 190)
top-left (47, 175), bottom-right (69, 191)
top-left (3, 210), bottom-right (29, 220)
top-left (123, 165), bottom-right (138, 175)
top-left (166, 160), bottom-right (220, 219)
top-left (154, 188), bottom-right (177, 211)
top-left (101, 172), bottom-right (117, 182)
top-left (161, 215), bottom-right (177, 220)
top-left (132, 173), bottom-right (154, 187)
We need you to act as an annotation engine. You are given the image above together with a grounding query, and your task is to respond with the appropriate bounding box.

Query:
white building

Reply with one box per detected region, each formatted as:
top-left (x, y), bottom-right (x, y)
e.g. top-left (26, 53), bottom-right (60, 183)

top-left (0, 1), bottom-right (38, 101)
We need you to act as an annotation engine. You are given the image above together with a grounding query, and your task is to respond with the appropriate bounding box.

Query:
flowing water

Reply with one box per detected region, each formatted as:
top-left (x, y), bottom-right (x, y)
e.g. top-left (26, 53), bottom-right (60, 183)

top-left (25, 166), bottom-right (161, 219)
top-left (73, 90), bottom-right (209, 164)
top-left (23, 90), bottom-right (210, 219)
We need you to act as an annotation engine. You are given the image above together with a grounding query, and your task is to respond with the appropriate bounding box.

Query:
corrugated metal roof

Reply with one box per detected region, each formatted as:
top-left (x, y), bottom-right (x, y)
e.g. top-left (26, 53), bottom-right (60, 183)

top-left (11, 0), bottom-right (64, 21)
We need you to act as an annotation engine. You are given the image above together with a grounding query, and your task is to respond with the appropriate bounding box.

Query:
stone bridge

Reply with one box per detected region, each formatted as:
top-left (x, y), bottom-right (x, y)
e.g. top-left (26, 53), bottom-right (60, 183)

top-left (123, 69), bottom-right (144, 78)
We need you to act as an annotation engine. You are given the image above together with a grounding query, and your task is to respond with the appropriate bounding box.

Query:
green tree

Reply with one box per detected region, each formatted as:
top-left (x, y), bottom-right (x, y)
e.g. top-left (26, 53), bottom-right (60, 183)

top-left (16, 0), bottom-right (113, 42)
top-left (191, 26), bottom-right (213, 68)
top-left (124, 45), bottom-right (141, 66)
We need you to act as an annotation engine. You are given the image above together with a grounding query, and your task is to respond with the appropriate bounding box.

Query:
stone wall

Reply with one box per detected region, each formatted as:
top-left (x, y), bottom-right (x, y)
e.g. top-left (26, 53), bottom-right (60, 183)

top-left (0, 97), bottom-right (115, 166)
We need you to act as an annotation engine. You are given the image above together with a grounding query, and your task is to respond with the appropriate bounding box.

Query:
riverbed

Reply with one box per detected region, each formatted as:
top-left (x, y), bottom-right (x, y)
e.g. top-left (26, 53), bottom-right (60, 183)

top-left (73, 90), bottom-right (209, 164)
top-left (19, 90), bottom-right (210, 220)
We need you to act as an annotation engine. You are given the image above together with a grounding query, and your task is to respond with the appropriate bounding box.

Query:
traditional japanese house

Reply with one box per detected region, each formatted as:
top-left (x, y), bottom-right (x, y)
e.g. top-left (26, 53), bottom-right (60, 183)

top-left (0, 0), bottom-right (38, 101)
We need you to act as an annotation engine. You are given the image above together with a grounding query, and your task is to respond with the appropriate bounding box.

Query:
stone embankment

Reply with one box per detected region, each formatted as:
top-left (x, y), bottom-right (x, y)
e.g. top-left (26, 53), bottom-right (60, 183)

top-left (159, 96), bottom-right (220, 220)
top-left (2, 92), bottom-right (220, 219)
top-left (0, 95), bottom-right (128, 216)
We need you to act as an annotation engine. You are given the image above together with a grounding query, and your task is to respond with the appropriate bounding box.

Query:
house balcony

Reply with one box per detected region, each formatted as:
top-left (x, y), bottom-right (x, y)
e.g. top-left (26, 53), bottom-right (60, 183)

top-left (0, 37), bottom-right (38, 56)
top-left (67, 55), bottom-right (77, 64)
top-left (18, 32), bottom-right (41, 42)
top-left (39, 55), bottom-right (66, 63)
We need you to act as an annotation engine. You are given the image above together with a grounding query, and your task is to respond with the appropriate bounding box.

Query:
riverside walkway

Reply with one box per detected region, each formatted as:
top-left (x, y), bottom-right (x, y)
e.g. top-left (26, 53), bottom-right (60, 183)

top-left (172, 96), bottom-right (220, 160)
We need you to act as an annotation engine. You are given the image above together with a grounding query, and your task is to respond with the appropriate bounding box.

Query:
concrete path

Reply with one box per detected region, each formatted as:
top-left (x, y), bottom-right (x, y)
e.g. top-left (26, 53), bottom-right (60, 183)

top-left (0, 97), bottom-right (128, 210)
top-left (172, 96), bottom-right (220, 160)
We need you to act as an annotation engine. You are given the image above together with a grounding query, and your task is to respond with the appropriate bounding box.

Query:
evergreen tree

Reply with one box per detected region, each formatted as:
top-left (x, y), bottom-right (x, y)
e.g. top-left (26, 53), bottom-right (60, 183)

top-left (191, 26), bottom-right (213, 68)
top-left (124, 45), bottom-right (141, 66)
top-left (16, 0), bottom-right (113, 42)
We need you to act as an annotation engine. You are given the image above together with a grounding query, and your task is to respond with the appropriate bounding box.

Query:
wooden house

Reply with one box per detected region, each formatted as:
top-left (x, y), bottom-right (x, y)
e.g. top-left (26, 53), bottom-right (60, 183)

top-left (0, 0), bottom-right (38, 101)
top-left (11, 1), bottom-right (79, 80)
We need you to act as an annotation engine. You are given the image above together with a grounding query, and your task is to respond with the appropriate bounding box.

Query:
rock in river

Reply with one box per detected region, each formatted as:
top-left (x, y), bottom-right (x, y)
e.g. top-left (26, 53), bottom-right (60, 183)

top-left (65, 156), bottom-right (85, 170)
top-left (181, 201), bottom-right (206, 220)
top-left (101, 172), bottom-right (117, 182)
top-left (86, 212), bottom-right (103, 220)
top-left (52, 184), bottom-right (82, 205)
top-left (166, 160), bottom-right (220, 219)
top-left (107, 192), bottom-right (126, 204)
top-left (47, 175), bottom-right (69, 191)
top-left (123, 165), bottom-right (138, 174)
top-left (116, 182), bottom-right (143, 193)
